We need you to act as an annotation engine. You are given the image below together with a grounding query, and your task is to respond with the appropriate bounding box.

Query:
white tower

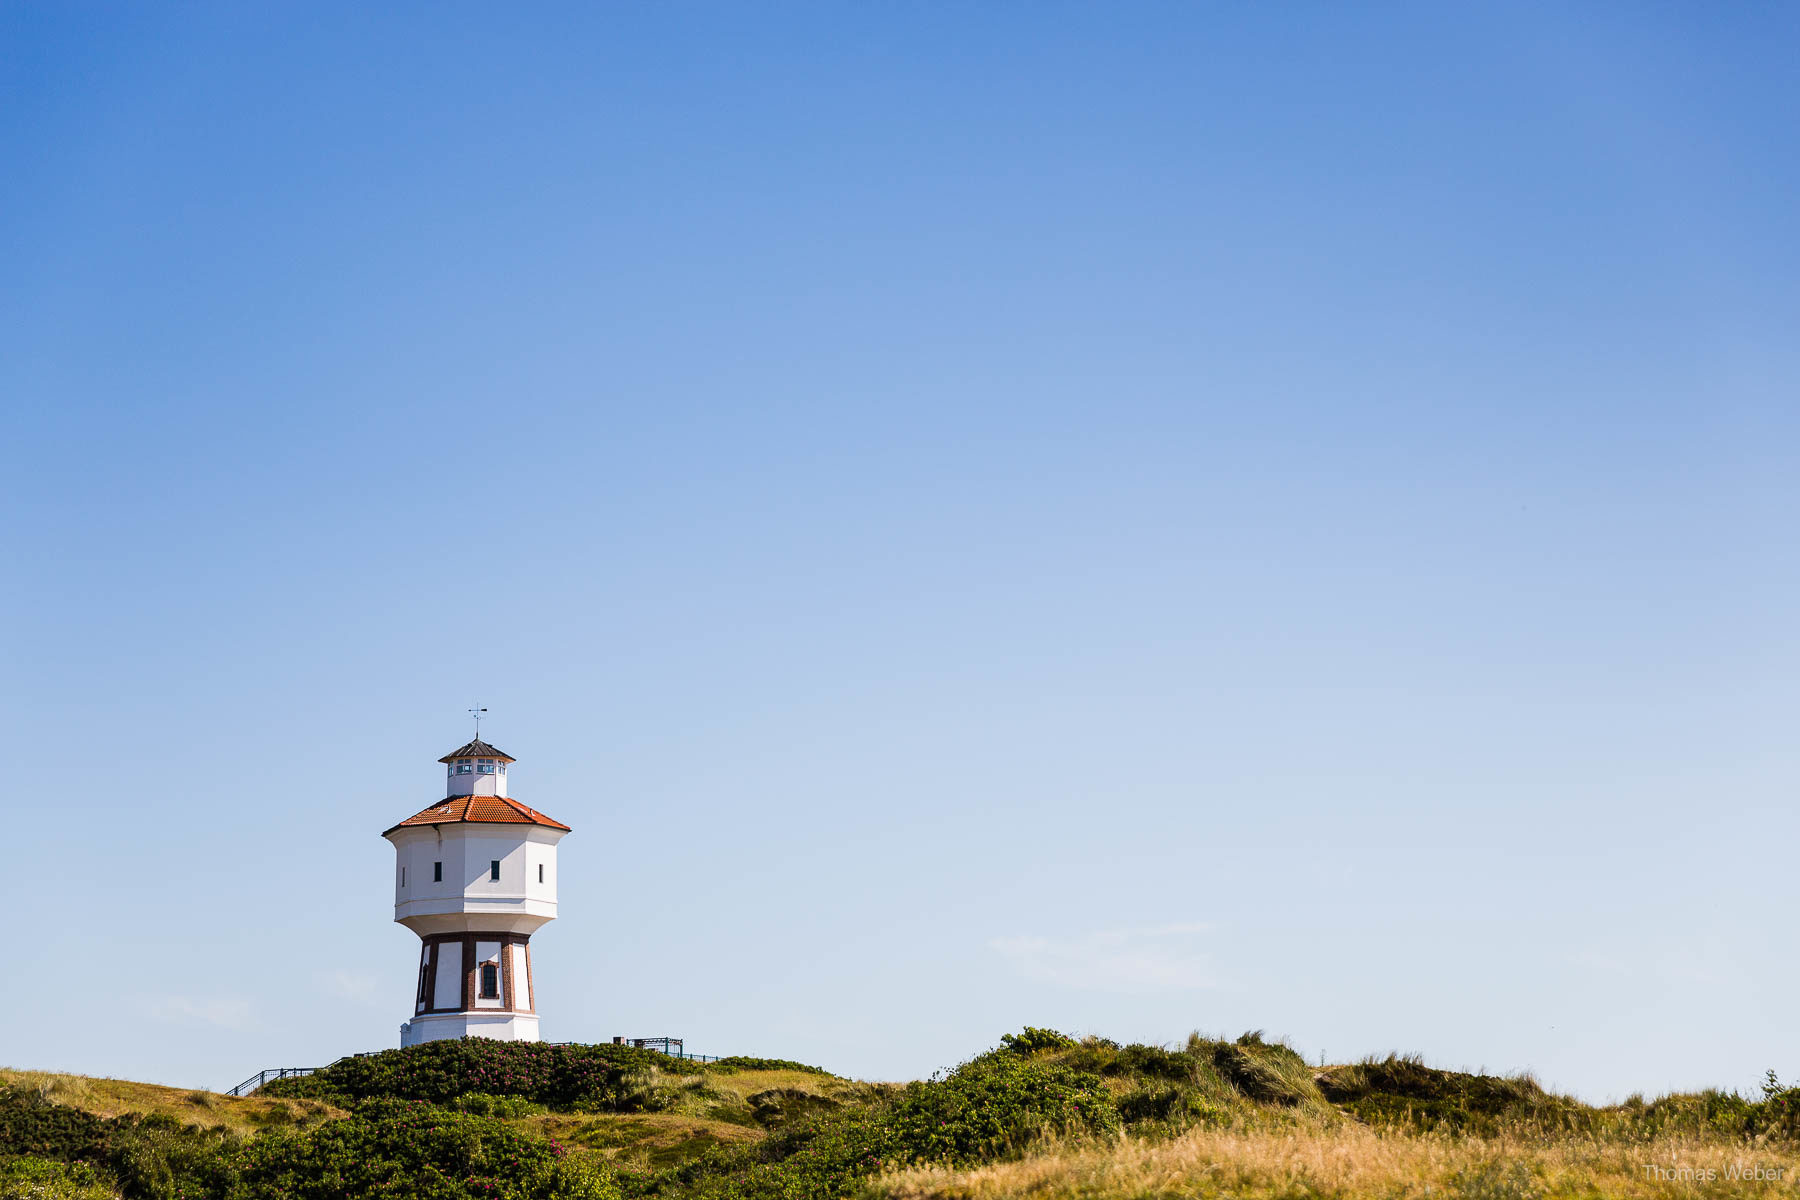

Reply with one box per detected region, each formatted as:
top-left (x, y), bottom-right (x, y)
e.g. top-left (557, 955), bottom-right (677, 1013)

top-left (384, 738), bottom-right (571, 1047)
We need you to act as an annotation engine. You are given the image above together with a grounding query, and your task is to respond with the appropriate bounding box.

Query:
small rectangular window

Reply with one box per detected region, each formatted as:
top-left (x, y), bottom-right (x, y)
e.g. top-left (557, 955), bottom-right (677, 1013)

top-left (538, 864), bottom-right (544, 883)
top-left (480, 962), bottom-right (500, 999)
top-left (490, 860), bottom-right (500, 881)
top-left (433, 861), bottom-right (443, 883)
top-left (457, 763), bottom-right (472, 774)
top-left (401, 866), bottom-right (407, 887)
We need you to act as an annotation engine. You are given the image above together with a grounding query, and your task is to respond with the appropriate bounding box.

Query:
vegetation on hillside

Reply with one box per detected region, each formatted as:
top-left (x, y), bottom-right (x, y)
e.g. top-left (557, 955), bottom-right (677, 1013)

top-left (3, 1031), bottom-right (1796, 1199)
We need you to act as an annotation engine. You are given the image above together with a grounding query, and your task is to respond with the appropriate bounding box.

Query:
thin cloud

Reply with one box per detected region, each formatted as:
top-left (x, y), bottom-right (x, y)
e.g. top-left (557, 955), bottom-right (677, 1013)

top-left (148, 994), bottom-right (255, 1031)
top-left (990, 922), bottom-right (1218, 993)
top-left (316, 969), bottom-right (382, 1004)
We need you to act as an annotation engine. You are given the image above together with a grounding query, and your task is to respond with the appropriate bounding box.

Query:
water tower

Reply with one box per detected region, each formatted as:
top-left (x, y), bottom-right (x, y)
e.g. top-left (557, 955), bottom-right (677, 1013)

top-left (383, 737), bottom-right (571, 1046)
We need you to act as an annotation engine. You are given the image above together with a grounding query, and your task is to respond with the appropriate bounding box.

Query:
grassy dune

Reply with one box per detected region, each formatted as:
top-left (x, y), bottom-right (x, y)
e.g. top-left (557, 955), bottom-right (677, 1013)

top-left (503, 1065), bottom-right (888, 1170)
top-left (3, 1035), bottom-right (1794, 1199)
top-left (874, 1122), bottom-right (1800, 1199)
top-left (0, 1068), bottom-right (342, 1136)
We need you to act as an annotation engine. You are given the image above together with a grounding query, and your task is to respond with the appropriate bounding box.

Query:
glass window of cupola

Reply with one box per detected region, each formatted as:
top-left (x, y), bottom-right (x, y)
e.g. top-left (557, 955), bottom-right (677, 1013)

top-left (456, 761), bottom-right (472, 774)
top-left (478, 759), bottom-right (496, 774)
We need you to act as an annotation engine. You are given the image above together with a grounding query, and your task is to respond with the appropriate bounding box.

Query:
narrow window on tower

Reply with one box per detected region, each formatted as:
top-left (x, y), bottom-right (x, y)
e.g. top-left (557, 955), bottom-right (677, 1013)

top-left (401, 866), bottom-right (407, 887)
top-left (538, 864), bottom-right (544, 883)
top-left (490, 860), bottom-right (501, 881)
top-left (433, 861), bottom-right (443, 883)
top-left (480, 962), bottom-right (500, 999)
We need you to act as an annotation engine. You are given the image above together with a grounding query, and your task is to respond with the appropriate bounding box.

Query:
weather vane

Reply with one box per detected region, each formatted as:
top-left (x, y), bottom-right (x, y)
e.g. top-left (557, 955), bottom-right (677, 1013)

top-left (469, 704), bottom-right (487, 738)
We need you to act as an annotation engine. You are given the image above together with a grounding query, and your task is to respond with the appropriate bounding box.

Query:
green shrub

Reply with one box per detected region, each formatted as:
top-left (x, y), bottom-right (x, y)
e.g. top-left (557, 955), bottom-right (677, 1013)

top-left (998, 1028), bottom-right (1075, 1057)
top-left (0, 1156), bottom-right (114, 1200)
top-left (455, 1093), bottom-right (548, 1119)
top-left (640, 1046), bottom-right (1117, 1200)
top-left (1116, 1084), bottom-right (1186, 1125)
top-left (885, 1052), bottom-right (1118, 1163)
top-left (231, 1099), bottom-right (619, 1200)
top-left (709, 1058), bottom-right (833, 1077)
top-left (265, 1041), bottom-right (696, 1112)
top-left (0, 1087), bottom-right (108, 1163)
top-left (1112, 1044), bottom-right (1192, 1083)
top-left (0, 1087), bottom-right (240, 1200)
top-left (1317, 1055), bottom-right (1580, 1134)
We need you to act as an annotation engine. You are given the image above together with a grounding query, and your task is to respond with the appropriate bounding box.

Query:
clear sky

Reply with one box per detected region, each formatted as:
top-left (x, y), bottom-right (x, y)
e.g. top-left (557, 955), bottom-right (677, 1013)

top-left (5, 4), bottom-right (1797, 1101)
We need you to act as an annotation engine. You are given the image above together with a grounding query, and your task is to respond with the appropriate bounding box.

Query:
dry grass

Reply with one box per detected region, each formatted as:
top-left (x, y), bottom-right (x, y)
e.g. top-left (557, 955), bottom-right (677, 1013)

top-left (0, 1067), bottom-right (343, 1135)
top-left (704, 1067), bottom-right (883, 1106)
top-left (871, 1121), bottom-right (1800, 1199)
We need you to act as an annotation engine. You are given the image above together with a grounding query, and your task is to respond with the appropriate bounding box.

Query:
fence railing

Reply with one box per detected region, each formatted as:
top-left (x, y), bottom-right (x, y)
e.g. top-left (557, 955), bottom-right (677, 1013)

top-left (225, 1067), bottom-right (317, 1097)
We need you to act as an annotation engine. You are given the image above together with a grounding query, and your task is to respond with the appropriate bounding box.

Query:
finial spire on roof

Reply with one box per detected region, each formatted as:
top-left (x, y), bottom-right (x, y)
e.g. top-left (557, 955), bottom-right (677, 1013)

top-left (469, 703), bottom-right (487, 738)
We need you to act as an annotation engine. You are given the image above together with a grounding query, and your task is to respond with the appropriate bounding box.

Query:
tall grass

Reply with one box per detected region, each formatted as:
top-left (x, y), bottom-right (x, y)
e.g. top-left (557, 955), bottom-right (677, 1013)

top-left (872, 1121), bottom-right (1800, 1199)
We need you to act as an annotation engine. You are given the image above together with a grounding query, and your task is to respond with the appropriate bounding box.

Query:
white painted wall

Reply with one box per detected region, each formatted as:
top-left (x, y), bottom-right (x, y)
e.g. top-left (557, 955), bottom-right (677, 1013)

top-left (402, 1011), bottom-right (541, 1046)
top-left (390, 824), bottom-right (565, 935)
top-left (433, 939), bottom-right (463, 1010)
top-left (510, 943), bottom-right (531, 1011)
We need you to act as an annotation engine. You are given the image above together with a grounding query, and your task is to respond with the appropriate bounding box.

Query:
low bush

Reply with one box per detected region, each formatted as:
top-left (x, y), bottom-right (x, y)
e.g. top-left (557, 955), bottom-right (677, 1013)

top-left (0, 1086), bottom-right (109, 1163)
top-left (0, 1086), bottom-right (237, 1200)
top-left (709, 1058), bottom-right (832, 1077)
top-left (638, 1044), bottom-right (1117, 1200)
top-left (0, 1155), bottom-right (115, 1200)
top-left (231, 1099), bottom-right (618, 1200)
top-left (1318, 1055), bottom-right (1584, 1135)
top-left (885, 1052), bottom-right (1118, 1163)
top-left (454, 1093), bottom-right (548, 1119)
top-left (998, 1029), bottom-right (1075, 1057)
top-left (264, 1041), bottom-right (692, 1112)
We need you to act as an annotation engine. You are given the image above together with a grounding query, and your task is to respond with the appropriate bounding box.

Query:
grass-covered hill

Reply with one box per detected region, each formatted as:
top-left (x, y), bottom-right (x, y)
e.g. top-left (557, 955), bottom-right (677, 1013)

top-left (3, 1030), bottom-right (1796, 1199)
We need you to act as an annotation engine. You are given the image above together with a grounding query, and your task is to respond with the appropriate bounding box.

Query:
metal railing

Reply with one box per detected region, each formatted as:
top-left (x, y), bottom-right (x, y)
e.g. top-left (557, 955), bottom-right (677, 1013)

top-left (225, 1067), bottom-right (317, 1097)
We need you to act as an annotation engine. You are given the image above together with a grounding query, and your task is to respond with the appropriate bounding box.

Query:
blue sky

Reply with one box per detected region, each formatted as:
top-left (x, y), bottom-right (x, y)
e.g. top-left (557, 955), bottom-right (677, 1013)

top-left (5, 4), bottom-right (1797, 1100)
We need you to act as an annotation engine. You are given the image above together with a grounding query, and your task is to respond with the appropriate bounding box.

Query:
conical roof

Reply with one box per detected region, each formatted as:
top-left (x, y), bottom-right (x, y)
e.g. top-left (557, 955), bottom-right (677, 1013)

top-left (382, 794), bottom-right (569, 838)
top-left (438, 738), bottom-right (515, 763)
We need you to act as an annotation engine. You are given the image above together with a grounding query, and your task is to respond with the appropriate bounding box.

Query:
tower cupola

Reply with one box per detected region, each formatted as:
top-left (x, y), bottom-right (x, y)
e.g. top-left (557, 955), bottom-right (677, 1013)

top-left (441, 738), bottom-right (516, 797)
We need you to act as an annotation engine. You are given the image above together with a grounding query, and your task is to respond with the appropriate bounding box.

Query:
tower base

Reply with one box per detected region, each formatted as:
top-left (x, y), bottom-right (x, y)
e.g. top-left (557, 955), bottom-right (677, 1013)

top-left (401, 1012), bottom-right (541, 1047)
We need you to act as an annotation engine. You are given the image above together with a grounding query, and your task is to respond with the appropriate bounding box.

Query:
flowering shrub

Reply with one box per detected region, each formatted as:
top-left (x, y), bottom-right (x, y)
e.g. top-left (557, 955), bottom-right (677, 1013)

top-left (0, 1154), bottom-right (115, 1199)
top-left (263, 1042), bottom-right (685, 1112)
top-left (230, 1099), bottom-right (618, 1200)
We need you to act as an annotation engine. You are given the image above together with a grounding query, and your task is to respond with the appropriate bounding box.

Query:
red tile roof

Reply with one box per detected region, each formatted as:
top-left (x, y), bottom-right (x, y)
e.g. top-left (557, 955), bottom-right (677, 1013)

top-left (383, 795), bottom-right (570, 837)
